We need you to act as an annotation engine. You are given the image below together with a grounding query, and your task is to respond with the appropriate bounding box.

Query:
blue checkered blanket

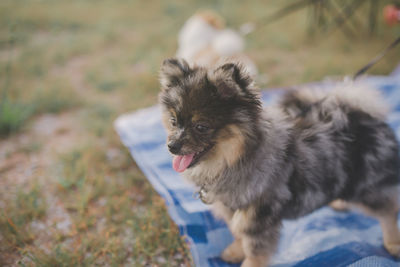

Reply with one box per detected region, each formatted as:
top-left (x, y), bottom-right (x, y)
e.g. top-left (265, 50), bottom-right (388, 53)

top-left (114, 70), bottom-right (400, 267)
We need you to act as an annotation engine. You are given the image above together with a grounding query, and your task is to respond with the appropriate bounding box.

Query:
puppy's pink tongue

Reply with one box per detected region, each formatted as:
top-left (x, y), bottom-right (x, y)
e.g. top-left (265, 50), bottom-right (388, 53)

top-left (172, 154), bottom-right (195, 173)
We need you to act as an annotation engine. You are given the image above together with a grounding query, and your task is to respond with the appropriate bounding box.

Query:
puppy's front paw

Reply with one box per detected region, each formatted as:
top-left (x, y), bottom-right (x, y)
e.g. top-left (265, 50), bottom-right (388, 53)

top-left (385, 242), bottom-right (400, 257)
top-left (240, 257), bottom-right (268, 267)
top-left (329, 199), bottom-right (349, 212)
top-left (221, 240), bottom-right (245, 263)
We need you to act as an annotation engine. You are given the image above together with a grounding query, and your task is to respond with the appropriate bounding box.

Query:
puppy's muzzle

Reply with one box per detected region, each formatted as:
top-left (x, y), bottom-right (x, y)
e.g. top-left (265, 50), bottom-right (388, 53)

top-left (168, 140), bottom-right (183, 154)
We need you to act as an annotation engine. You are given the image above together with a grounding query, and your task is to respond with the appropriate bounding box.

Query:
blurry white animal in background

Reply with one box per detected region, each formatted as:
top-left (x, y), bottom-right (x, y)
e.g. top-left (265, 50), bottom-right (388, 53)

top-left (176, 10), bottom-right (258, 77)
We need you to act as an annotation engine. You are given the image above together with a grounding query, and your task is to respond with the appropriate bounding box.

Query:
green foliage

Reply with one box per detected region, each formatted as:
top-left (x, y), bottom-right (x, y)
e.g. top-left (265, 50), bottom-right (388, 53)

top-left (0, 99), bottom-right (32, 136)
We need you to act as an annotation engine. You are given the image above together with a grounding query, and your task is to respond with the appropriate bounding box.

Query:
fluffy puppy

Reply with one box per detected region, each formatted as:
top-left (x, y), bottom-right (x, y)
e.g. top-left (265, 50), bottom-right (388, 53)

top-left (159, 58), bottom-right (400, 267)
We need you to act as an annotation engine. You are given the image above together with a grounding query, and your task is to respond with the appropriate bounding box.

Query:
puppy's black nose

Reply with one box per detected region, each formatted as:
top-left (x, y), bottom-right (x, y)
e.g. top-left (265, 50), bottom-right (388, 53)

top-left (168, 141), bottom-right (182, 154)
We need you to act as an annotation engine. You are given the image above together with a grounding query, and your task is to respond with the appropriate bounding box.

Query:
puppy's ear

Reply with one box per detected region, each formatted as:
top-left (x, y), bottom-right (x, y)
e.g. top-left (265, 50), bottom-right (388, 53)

top-left (160, 58), bottom-right (191, 89)
top-left (210, 63), bottom-right (252, 98)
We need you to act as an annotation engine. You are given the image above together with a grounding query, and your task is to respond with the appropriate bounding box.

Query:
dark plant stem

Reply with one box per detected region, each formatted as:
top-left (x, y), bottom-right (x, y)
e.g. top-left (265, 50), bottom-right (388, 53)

top-left (1, 22), bottom-right (15, 110)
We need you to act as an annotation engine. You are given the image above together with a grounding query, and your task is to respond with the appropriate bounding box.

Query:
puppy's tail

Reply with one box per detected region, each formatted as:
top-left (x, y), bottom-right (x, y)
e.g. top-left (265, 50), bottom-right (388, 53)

top-left (280, 88), bottom-right (327, 119)
top-left (281, 81), bottom-right (389, 121)
top-left (330, 81), bottom-right (389, 120)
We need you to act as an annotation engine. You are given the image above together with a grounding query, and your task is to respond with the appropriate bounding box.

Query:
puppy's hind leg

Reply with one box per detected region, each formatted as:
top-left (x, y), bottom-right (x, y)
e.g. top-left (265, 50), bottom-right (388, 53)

top-left (379, 211), bottom-right (400, 256)
top-left (353, 189), bottom-right (400, 257)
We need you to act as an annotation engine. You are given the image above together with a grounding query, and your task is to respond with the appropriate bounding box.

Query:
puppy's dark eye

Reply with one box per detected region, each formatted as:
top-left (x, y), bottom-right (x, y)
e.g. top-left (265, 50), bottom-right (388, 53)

top-left (170, 117), bottom-right (177, 127)
top-left (195, 124), bottom-right (209, 133)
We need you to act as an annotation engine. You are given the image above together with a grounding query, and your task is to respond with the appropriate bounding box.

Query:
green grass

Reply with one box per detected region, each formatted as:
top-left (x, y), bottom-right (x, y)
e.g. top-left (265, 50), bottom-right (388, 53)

top-left (32, 84), bottom-right (81, 114)
top-left (80, 103), bottom-right (116, 137)
top-left (0, 0), bottom-right (399, 265)
top-left (0, 181), bottom-right (47, 251)
top-left (0, 99), bottom-right (32, 136)
top-left (0, 85), bottom-right (80, 136)
top-left (48, 144), bottom-right (191, 266)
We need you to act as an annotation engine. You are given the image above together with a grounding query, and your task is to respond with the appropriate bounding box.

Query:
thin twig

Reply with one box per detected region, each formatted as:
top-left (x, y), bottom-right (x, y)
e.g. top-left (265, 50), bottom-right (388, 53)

top-left (354, 36), bottom-right (400, 79)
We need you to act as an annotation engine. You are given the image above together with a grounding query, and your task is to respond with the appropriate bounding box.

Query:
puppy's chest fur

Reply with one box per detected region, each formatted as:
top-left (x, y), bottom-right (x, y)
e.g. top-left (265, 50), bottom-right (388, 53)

top-left (183, 125), bottom-right (245, 183)
top-left (184, 109), bottom-right (294, 211)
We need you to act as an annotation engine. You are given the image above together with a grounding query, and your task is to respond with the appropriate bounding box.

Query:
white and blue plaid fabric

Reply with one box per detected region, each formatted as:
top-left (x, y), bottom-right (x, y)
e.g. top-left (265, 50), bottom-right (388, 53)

top-left (115, 70), bottom-right (400, 267)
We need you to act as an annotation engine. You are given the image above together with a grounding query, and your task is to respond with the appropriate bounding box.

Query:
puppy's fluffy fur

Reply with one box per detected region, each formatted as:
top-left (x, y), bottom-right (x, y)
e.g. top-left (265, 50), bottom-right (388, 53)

top-left (159, 58), bottom-right (400, 267)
